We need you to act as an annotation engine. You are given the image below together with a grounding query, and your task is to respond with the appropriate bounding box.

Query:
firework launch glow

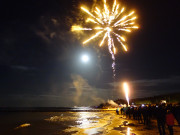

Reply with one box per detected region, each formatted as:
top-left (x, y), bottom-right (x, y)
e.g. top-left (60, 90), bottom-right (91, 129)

top-left (123, 82), bottom-right (129, 106)
top-left (72, 0), bottom-right (139, 76)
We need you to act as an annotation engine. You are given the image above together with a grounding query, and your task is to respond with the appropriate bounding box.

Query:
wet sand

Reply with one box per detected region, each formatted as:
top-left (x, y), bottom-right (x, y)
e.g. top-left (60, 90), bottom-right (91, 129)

top-left (46, 111), bottom-right (180, 135)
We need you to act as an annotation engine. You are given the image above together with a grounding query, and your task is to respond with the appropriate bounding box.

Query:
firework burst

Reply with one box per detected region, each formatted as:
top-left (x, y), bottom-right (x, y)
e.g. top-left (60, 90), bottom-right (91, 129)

top-left (72, 0), bottom-right (139, 76)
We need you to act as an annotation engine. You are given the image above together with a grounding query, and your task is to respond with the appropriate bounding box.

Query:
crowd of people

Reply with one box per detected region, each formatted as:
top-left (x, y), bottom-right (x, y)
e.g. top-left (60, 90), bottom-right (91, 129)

top-left (116, 104), bottom-right (180, 135)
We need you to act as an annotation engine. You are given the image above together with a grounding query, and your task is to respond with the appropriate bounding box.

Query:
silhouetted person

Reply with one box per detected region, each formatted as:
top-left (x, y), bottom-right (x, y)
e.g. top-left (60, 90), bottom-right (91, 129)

top-left (124, 106), bottom-right (128, 118)
top-left (133, 107), bottom-right (138, 120)
top-left (166, 110), bottom-right (175, 135)
top-left (173, 106), bottom-right (180, 125)
top-left (116, 107), bottom-right (120, 115)
top-left (147, 105), bottom-right (152, 125)
top-left (121, 107), bottom-right (123, 115)
top-left (129, 107), bottom-right (132, 119)
top-left (156, 105), bottom-right (166, 135)
top-left (126, 107), bottom-right (130, 118)
top-left (137, 106), bottom-right (143, 123)
top-left (142, 107), bottom-right (148, 125)
top-left (131, 107), bottom-right (135, 119)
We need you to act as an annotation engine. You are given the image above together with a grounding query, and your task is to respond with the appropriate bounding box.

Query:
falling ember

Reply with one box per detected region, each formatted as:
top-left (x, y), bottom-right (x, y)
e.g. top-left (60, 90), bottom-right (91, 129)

top-left (123, 82), bottom-right (129, 106)
top-left (71, 26), bottom-right (92, 31)
top-left (71, 0), bottom-right (139, 76)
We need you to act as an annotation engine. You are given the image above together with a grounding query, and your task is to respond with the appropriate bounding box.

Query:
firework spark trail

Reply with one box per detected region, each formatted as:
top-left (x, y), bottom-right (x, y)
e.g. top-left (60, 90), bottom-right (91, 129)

top-left (71, 26), bottom-right (92, 31)
top-left (83, 31), bottom-right (103, 44)
top-left (123, 82), bottom-right (129, 106)
top-left (72, 0), bottom-right (138, 76)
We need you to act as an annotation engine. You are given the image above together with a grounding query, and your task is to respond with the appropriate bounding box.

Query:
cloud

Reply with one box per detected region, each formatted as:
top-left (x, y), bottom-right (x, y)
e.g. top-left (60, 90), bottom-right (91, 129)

top-left (34, 15), bottom-right (71, 44)
top-left (51, 18), bottom-right (59, 26)
top-left (71, 74), bottom-right (87, 104)
top-left (71, 74), bottom-right (105, 106)
top-left (109, 76), bottom-right (180, 87)
top-left (108, 76), bottom-right (180, 98)
top-left (107, 100), bottom-right (118, 107)
top-left (131, 76), bottom-right (180, 85)
top-left (11, 65), bottom-right (37, 71)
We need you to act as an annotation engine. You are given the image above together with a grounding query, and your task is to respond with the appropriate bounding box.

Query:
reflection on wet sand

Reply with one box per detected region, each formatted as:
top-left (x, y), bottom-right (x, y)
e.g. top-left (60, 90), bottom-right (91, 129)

top-left (14, 123), bottom-right (31, 130)
top-left (61, 112), bottom-right (135, 135)
top-left (76, 112), bottom-right (99, 128)
top-left (46, 111), bottom-right (179, 135)
top-left (76, 112), bottom-right (103, 135)
top-left (127, 127), bottom-right (130, 135)
top-left (72, 112), bottom-right (107, 134)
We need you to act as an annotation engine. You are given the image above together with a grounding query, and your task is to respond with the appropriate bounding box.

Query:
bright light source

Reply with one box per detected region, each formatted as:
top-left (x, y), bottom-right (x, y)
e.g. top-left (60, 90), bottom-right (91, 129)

top-left (81, 55), bottom-right (89, 63)
top-left (123, 82), bottom-right (129, 106)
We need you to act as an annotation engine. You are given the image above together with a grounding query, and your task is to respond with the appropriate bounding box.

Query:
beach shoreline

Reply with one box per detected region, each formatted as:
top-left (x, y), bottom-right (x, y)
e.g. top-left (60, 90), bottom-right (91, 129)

top-left (0, 110), bottom-right (180, 135)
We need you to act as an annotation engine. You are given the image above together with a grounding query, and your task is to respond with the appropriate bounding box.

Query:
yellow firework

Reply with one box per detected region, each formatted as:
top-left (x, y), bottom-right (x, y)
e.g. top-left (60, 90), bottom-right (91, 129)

top-left (72, 0), bottom-right (139, 76)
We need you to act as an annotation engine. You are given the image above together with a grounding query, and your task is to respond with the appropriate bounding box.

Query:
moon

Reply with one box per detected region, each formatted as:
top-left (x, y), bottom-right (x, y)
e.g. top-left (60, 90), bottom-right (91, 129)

top-left (81, 54), bottom-right (89, 63)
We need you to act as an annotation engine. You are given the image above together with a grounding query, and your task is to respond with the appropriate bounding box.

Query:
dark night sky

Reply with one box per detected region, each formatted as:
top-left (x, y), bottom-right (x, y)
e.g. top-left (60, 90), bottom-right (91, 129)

top-left (0, 0), bottom-right (179, 107)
